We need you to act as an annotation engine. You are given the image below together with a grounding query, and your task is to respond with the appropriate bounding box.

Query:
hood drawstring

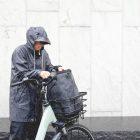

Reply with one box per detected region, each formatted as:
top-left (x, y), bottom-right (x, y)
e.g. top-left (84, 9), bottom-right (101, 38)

top-left (34, 50), bottom-right (35, 70)
top-left (42, 51), bottom-right (44, 70)
top-left (38, 50), bottom-right (41, 56)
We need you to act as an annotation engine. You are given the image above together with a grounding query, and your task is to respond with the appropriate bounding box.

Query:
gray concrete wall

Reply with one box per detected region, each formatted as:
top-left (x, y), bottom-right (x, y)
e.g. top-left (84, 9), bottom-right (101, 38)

top-left (0, 0), bottom-right (140, 118)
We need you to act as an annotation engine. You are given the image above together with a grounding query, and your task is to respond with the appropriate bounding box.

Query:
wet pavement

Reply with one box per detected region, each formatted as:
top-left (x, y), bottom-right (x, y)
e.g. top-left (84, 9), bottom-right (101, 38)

top-left (1, 117), bottom-right (140, 139)
top-left (92, 131), bottom-right (140, 140)
top-left (1, 131), bottom-right (140, 140)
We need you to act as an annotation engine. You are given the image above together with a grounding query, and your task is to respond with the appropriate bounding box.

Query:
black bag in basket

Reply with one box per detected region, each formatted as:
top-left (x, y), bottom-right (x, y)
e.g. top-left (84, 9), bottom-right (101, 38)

top-left (47, 69), bottom-right (83, 118)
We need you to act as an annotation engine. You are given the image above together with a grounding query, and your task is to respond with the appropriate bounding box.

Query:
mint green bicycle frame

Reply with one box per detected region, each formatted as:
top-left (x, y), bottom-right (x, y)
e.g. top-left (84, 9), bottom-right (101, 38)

top-left (35, 105), bottom-right (57, 140)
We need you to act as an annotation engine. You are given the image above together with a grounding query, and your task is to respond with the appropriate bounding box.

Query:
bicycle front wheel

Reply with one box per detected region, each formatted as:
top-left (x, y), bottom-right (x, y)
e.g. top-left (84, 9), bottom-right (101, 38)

top-left (60, 124), bottom-right (94, 140)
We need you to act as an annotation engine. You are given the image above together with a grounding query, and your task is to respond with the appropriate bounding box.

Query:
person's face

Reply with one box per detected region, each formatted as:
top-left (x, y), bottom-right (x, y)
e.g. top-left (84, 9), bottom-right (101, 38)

top-left (34, 41), bottom-right (44, 51)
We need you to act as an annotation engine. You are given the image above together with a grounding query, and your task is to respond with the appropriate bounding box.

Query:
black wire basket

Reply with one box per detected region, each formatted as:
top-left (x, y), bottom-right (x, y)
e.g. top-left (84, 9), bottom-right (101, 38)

top-left (49, 92), bottom-right (87, 124)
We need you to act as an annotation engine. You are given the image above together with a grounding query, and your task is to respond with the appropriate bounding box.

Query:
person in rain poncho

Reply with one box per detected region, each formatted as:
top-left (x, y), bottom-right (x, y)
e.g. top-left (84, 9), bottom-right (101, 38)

top-left (9, 27), bottom-right (63, 140)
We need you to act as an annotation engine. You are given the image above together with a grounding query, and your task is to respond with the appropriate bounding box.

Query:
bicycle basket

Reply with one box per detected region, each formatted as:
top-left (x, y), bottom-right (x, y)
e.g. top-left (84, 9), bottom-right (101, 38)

top-left (49, 92), bottom-right (87, 123)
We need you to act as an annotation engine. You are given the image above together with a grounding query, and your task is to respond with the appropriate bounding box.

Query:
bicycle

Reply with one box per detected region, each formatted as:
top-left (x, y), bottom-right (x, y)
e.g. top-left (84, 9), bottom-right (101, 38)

top-left (11, 71), bottom-right (94, 140)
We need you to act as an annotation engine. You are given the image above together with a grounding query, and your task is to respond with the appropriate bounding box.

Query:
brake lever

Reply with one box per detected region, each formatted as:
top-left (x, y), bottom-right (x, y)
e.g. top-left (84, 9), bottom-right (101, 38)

top-left (23, 77), bottom-right (39, 86)
top-left (50, 71), bottom-right (57, 77)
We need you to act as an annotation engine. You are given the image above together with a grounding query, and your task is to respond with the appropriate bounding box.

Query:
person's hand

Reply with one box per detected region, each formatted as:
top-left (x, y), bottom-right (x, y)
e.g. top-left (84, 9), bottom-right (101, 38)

top-left (58, 67), bottom-right (64, 71)
top-left (39, 71), bottom-right (50, 79)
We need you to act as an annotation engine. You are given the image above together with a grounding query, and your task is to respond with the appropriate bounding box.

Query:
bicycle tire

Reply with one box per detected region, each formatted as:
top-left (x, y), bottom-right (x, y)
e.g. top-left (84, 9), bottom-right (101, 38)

top-left (60, 124), bottom-right (94, 140)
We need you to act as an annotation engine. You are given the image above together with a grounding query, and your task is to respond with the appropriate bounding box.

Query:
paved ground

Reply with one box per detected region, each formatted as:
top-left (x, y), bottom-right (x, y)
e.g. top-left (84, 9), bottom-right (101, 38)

top-left (1, 117), bottom-right (140, 139)
top-left (1, 131), bottom-right (140, 140)
top-left (93, 131), bottom-right (140, 140)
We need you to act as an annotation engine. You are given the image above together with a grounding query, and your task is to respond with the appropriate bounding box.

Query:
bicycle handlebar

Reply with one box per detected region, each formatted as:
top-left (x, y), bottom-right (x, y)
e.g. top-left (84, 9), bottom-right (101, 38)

top-left (11, 71), bottom-right (56, 87)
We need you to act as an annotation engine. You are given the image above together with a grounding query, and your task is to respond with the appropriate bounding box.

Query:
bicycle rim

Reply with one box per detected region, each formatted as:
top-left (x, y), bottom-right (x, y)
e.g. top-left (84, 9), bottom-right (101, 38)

top-left (60, 124), bottom-right (94, 140)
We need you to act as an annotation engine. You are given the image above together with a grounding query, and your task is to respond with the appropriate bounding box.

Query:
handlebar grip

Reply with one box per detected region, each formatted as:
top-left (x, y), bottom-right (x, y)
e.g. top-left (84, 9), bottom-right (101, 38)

top-left (11, 81), bottom-right (23, 87)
